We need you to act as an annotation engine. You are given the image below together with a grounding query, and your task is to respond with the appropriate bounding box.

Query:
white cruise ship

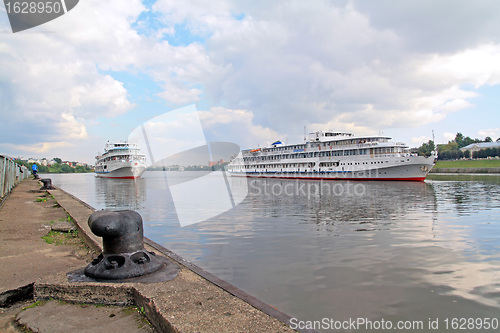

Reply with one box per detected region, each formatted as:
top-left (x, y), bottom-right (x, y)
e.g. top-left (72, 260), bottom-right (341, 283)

top-left (228, 131), bottom-right (437, 181)
top-left (95, 142), bottom-right (147, 179)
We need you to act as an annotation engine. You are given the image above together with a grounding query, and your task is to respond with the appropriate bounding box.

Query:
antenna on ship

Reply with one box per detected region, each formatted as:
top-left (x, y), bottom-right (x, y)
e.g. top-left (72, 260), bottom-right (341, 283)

top-left (304, 125), bottom-right (307, 142)
top-left (432, 130), bottom-right (437, 156)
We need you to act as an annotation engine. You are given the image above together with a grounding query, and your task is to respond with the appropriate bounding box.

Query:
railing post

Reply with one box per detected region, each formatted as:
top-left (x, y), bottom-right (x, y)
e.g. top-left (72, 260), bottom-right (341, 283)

top-left (1, 156), bottom-right (7, 198)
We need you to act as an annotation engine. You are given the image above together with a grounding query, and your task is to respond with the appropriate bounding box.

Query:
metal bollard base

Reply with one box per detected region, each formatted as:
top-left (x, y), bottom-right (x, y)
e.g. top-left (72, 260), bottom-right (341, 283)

top-left (67, 255), bottom-right (179, 284)
top-left (40, 178), bottom-right (55, 190)
top-left (84, 250), bottom-right (163, 280)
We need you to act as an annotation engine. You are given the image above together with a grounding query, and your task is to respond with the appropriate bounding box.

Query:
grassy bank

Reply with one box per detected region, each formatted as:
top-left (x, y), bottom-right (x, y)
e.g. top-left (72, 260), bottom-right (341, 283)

top-left (434, 159), bottom-right (500, 169)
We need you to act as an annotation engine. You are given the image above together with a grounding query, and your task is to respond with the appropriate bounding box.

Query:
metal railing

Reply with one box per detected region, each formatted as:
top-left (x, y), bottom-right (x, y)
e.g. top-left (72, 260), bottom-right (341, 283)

top-left (1, 155), bottom-right (30, 200)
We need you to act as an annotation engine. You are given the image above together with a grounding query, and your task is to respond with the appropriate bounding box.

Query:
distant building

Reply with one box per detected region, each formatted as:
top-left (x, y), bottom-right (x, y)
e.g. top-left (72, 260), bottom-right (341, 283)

top-left (460, 141), bottom-right (500, 153)
top-left (208, 159), bottom-right (225, 167)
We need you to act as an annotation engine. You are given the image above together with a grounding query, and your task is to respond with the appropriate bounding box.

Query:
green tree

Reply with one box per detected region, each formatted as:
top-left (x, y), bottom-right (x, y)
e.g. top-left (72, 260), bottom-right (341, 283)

top-left (60, 164), bottom-right (74, 173)
top-left (437, 142), bottom-right (458, 154)
top-left (454, 132), bottom-right (464, 147)
top-left (417, 140), bottom-right (435, 157)
top-left (49, 163), bottom-right (62, 173)
top-left (452, 132), bottom-right (480, 148)
top-left (37, 164), bottom-right (49, 173)
top-left (462, 136), bottom-right (478, 147)
top-left (74, 165), bottom-right (93, 173)
top-left (437, 132), bottom-right (482, 160)
top-left (484, 136), bottom-right (493, 142)
top-left (53, 157), bottom-right (62, 164)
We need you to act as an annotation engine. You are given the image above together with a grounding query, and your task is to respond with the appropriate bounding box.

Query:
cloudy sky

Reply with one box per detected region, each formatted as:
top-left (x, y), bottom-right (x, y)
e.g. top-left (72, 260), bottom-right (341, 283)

top-left (1, 0), bottom-right (500, 164)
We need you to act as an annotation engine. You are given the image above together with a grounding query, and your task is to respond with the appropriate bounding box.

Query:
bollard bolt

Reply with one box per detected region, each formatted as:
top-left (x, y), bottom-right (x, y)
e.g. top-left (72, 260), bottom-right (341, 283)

top-left (40, 178), bottom-right (55, 190)
top-left (84, 210), bottom-right (164, 280)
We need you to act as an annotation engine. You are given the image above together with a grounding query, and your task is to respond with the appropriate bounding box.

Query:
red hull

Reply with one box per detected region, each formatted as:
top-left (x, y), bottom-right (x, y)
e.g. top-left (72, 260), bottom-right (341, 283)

top-left (96, 176), bottom-right (140, 179)
top-left (234, 175), bottom-right (426, 182)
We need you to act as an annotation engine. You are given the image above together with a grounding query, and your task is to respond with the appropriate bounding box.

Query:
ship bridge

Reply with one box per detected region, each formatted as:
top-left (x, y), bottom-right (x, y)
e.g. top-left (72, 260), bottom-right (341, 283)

top-left (309, 131), bottom-right (353, 142)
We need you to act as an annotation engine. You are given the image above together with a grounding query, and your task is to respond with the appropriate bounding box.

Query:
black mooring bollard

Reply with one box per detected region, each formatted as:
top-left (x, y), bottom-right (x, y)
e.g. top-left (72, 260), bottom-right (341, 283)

top-left (40, 178), bottom-right (55, 190)
top-left (84, 210), bottom-right (173, 281)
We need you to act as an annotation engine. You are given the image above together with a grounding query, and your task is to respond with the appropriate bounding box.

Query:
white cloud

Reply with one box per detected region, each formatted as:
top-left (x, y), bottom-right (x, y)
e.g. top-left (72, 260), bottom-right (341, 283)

top-left (0, 0), bottom-right (145, 155)
top-left (148, 0), bottom-right (500, 141)
top-left (57, 111), bottom-right (88, 140)
top-left (422, 44), bottom-right (500, 88)
top-left (199, 107), bottom-right (279, 148)
top-left (157, 82), bottom-right (202, 105)
top-left (410, 136), bottom-right (432, 145)
top-left (477, 128), bottom-right (499, 140)
top-left (442, 132), bottom-right (456, 142)
top-left (70, 75), bottom-right (134, 118)
top-left (1, 141), bottom-right (71, 154)
top-left (0, 0), bottom-right (212, 158)
top-left (2, 0), bottom-right (500, 161)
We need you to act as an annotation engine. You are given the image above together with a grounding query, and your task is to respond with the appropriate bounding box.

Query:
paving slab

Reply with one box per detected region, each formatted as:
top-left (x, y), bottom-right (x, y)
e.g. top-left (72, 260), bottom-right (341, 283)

top-left (0, 179), bottom-right (93, 300)
top-left (36, 268), bottom-right (294, 333)
top-left (17, 300), bottom-right (154, 333)
top-left (51, 220), bottom-right (77, 232)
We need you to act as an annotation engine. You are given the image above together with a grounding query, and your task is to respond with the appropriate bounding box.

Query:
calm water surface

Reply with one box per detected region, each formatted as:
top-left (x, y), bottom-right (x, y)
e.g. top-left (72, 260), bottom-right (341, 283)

top-left (45, 172), bottom-right (500, 332)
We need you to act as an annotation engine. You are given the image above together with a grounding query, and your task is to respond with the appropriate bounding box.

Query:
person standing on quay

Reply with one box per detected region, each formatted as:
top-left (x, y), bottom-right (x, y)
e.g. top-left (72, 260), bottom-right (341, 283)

top-left (31, 163), bottom-right (38, 178)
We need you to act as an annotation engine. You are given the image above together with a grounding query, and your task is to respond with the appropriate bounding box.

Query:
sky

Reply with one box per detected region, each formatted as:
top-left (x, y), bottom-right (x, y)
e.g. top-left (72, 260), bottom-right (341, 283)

top-left (1, 0), bottom-right (500, 164)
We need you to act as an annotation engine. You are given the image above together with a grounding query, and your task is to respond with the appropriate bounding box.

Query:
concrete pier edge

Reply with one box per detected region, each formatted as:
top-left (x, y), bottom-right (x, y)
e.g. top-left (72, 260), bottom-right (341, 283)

top-left (430, 167), bottom-right (500, 173)
top-left (0, 283), bottom-right (34, 308)
top-left (144, 237), bottom-right (296, 328)
top-left (41, 183), bottom-right (315, 333)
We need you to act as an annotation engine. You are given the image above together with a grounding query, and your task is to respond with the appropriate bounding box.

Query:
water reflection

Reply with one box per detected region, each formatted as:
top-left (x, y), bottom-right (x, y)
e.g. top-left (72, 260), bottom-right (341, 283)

top-left (242, 178), bottom-right (437, 235)
top-left (45, 172), bottom-right (500, 332)
top-left (94, 176), bottom-right (147, 210)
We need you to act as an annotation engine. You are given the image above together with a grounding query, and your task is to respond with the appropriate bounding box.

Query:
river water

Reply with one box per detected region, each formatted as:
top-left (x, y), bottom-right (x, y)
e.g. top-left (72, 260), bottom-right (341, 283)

top-left (44, 172), bottom-right (500, 332)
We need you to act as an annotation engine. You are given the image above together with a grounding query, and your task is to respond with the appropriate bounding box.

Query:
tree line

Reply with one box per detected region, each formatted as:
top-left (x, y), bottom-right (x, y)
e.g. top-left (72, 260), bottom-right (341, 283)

top-left (417, 133), bottom-right (500, 160)
top-left (15, 159), bottom-right (93, 173)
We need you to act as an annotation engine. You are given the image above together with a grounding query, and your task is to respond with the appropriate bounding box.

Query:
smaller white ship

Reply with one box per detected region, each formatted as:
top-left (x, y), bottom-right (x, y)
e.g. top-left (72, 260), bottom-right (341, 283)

top-left (95, 142), bottom-right (147, 179)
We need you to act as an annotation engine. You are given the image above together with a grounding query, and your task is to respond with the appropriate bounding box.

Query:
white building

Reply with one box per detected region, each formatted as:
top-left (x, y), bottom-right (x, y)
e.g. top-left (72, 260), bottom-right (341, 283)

top-left (460, 141), bottom-right (500, 153)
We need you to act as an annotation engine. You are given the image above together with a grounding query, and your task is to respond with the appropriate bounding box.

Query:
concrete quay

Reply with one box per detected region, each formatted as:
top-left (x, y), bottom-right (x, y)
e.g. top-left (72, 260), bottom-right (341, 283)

top-left (0, 179), bottom-right (301, 333)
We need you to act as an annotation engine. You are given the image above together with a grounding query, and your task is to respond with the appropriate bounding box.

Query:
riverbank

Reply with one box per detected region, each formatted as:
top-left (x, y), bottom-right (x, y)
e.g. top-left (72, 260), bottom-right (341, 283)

top-left (0, 179), bottom-right (299, 332)
top-left (430, 159), bottom-right (500, 173)
top-left (430, 167), bottom-right (500, 173)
